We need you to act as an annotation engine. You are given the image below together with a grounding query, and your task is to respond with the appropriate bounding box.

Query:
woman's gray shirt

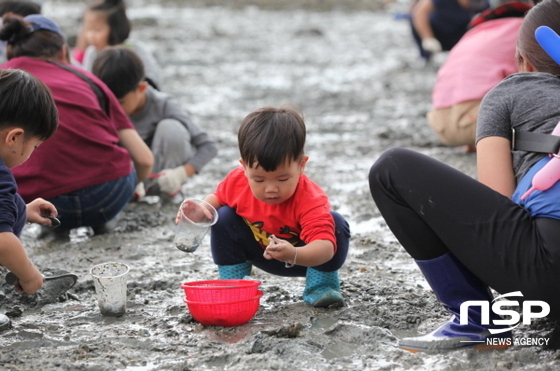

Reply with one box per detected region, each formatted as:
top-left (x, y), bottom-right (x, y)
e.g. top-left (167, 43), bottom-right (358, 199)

top-left (476, 72), bottom-right (560, 183)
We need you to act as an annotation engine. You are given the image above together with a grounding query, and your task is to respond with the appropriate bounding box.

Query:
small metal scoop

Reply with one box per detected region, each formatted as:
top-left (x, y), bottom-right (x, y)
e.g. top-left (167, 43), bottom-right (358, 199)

top-left (5, 272), bottom-right (78, 288)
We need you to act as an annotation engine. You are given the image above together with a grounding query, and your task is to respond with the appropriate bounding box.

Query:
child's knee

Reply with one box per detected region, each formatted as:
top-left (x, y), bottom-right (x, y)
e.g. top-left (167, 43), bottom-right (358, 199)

top-left (216, 206), bottom-right (239, 222)
top-left (211, 206), bottom-right (248, 237)
top-left (155, 118), bottom-right (192, 145)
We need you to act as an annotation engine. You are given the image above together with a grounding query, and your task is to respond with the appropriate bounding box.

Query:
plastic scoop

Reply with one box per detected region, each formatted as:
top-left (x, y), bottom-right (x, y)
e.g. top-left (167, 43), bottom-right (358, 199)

top-left (6, 271), bottom-right (78, 305)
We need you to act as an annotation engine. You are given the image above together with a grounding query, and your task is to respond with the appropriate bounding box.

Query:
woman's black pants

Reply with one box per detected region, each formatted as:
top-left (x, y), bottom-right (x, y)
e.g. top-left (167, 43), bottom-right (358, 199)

top-left (368, 148), bottom-right (560, 318)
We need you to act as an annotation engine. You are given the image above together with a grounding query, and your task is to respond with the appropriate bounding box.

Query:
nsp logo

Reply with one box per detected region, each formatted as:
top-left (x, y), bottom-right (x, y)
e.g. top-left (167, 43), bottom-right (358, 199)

top-left (459, 291), bottom-right (550, 334)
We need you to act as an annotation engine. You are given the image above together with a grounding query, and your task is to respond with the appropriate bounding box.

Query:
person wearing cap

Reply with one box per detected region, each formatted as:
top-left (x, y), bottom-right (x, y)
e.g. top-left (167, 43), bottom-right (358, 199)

top-left (0, 13), bottom-right (153, 236)
top-left (0, 1), bottom-right (41, 64)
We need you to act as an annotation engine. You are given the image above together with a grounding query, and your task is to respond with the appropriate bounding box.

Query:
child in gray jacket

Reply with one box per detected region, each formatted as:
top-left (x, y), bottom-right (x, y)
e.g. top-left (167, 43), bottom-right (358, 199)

top-left (92, 46), bottom-right (218, 198)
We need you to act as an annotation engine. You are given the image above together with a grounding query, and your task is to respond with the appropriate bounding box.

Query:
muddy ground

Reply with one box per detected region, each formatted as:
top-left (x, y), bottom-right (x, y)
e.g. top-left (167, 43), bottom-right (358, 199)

top-left (0, 0), bottom-right (559, 370)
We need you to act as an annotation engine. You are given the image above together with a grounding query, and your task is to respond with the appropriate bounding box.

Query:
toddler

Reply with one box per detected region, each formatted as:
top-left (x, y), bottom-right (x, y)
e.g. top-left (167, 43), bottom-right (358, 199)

top-left (179, 106), bottom-right (351, 308)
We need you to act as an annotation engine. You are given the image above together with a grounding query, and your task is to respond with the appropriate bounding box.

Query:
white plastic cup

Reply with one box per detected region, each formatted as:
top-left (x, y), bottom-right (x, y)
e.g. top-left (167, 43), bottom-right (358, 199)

top-left (90, 262), bottom-right (129, 317)
top-left (174, 198), bottom-right (218, 253)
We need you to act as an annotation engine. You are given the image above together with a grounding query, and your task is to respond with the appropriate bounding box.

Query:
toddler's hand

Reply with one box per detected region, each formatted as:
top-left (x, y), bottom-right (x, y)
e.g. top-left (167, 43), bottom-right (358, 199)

top-left (175, 199), bottom-right (214, 224)
top-left (264, 235), bottom-right (297, 264)
top-left (263, 235), bottom-right (276, 259)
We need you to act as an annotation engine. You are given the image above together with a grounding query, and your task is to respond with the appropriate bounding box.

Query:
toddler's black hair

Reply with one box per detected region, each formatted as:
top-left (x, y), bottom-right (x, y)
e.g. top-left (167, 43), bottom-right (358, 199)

top-left (238, 106), bottom-right (306, 172)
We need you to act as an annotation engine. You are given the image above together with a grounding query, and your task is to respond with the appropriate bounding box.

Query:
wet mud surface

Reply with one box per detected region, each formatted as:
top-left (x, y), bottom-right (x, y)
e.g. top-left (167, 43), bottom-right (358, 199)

top-left (1, 0), bottom-right (560, 370)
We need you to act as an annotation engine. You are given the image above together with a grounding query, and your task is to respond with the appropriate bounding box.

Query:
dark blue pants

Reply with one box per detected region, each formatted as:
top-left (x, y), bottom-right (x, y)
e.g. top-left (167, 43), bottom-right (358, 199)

top-left (48, 172), bottom-right (136, 231)
top-left (211, 206), bottom-right (350, 277)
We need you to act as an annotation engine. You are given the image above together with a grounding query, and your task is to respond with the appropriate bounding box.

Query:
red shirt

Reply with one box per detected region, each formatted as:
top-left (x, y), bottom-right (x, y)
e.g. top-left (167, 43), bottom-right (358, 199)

top-left (214, 167), bottom-right (336, 251)
top-left (1, 57), bottom-right (134, 202)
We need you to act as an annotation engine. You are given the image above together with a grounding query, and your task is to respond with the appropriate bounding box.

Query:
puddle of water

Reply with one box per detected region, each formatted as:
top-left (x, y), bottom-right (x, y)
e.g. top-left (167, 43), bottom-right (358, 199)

top-left (321, 339), bottom-right (356, 360)
top-left (310, 317), bottom-right (338, 330)
top-left (203, 323), bottom-right (260, 344)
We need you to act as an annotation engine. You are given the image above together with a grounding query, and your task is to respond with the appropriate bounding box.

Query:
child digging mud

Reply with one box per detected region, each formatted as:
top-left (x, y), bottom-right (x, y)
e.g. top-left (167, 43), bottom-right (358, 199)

top-left (0, 69), bottom-right (76, 326)
top-left (176, 106), bottom-right (351, 308)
